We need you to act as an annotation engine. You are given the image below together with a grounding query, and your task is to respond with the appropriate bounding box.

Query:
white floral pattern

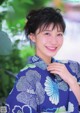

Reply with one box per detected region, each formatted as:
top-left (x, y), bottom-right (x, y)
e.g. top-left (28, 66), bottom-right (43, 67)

top-left (12, 105), bottom-right (32, 113)
top-left (16, 70), bottom-right (45, 110)
top-left (68, 102), bottom-right (74, 112)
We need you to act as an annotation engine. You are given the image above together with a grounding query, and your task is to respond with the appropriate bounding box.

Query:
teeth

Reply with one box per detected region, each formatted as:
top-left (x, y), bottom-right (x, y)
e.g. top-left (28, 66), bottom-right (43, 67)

top-left (47, 47), bottom-right (56, 49)
top-left (49, 47), bottom-right (55, 49)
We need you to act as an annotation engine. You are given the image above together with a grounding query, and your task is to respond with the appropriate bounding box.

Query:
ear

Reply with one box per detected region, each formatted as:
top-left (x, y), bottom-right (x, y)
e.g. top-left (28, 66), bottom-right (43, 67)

top-left (29, 33), bottom-right (36, 43)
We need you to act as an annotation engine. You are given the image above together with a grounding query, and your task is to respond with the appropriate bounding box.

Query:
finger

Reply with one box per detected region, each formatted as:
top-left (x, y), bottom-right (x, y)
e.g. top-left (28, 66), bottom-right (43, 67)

top-left (47, 66), bottom-right (64, 71)
top-left (48, 64), bottom-right (66, 70)
top-left (48, 63), bottom-right (65, 68)
top-left (48, 67), bottom-right (62, 73)
top-left (50, 70), bottom-right (61, 75)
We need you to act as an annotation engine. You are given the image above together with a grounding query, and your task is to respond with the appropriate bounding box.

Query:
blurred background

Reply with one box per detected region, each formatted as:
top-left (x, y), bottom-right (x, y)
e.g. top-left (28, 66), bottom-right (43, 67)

top-left (0, 0), bottom-right (80, 105)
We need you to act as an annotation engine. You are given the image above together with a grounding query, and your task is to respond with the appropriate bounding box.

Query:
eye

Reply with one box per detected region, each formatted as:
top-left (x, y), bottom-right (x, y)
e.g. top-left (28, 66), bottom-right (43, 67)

top-left (57, 33), bottom-right (63, 37)
top-left (44, 32), bottom-right (50, 36)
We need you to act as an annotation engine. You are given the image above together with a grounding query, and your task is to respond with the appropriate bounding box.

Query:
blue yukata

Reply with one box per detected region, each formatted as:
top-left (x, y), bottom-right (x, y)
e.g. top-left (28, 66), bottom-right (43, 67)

top-left (6, 55), bottom-right (80, 113)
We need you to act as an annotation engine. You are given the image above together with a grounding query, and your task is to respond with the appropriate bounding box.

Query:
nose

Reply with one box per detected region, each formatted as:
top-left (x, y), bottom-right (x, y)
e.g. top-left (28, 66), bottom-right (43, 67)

top-left (48, 36), bottom-right (58, 44)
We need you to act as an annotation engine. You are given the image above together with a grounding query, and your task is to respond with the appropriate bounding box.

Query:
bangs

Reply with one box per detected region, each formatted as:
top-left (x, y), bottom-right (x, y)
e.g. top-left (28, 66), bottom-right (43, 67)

top-left (37, 22), bottom-right (64, 33)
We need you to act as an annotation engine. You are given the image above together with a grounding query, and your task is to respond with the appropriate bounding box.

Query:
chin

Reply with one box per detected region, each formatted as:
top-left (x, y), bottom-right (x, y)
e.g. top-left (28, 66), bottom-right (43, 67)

top-left (46, 53), bottom-right (57, 57)
top-left (46, 49), bottom-right (59, 57)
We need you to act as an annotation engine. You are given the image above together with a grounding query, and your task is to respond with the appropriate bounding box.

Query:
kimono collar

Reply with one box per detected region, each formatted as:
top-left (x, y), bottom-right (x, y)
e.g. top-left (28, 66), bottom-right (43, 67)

top-left (28, 55), bottom-right (68, 70)
top-left (28, 55), bottom-right (55, 70)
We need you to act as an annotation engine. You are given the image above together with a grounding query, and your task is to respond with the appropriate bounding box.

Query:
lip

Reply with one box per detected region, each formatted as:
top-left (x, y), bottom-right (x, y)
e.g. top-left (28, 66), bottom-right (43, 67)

top-left (45, 46), bottom-right (57, 52)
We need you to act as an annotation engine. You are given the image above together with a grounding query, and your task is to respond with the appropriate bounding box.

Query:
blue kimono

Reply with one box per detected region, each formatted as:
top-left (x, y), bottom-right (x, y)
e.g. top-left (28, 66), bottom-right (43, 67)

top-left (6, 55), bottom-right (80, 113)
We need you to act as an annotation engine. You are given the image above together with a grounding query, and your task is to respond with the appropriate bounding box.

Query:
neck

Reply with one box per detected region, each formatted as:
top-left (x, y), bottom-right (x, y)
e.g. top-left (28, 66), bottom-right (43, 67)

top-left (36, 53), bottom-right (51, 64)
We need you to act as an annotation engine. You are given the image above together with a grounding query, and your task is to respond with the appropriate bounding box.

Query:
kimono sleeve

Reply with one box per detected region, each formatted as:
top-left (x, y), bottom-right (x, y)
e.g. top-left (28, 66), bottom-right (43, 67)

top-left (68, 60), bottom-right (80, 84)
top-left (5, 69), bottom-right (42, 113)
top-left (67, 61), bottom-right (80, 112)
top-left (76, 62), bottom-right (80, 85)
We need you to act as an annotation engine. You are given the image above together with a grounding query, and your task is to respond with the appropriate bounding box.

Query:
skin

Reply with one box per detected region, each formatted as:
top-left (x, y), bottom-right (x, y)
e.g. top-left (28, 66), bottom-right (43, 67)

top-left (29, 24), bottom-right (80, 104)
top-left (29, 24), bottom-right (64, 64)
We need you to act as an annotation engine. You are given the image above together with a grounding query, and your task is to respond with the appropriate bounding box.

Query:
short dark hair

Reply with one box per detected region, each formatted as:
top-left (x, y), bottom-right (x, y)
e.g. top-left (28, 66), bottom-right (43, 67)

top-left (24, 7), bottom-right (66, 38)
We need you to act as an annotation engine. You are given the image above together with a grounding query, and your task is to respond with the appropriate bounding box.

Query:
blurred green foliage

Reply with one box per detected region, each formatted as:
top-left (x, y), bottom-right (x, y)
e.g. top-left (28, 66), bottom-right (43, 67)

top-left (0, 0), bottom-right (52, 35)
top-left (0, 39), bottom-right (34, 104)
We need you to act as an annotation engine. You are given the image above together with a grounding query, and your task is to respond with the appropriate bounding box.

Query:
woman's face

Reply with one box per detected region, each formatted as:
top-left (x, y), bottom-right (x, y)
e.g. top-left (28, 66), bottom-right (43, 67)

top-left (30, 24), bottom-right (64, 59)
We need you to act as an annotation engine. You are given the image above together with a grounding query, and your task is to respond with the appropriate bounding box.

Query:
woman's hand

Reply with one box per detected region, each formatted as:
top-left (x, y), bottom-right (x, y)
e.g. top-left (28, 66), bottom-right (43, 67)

top-left (47, 62), bottom-right (75, 84)
top-left (47, 62), bottom-right (80, 104)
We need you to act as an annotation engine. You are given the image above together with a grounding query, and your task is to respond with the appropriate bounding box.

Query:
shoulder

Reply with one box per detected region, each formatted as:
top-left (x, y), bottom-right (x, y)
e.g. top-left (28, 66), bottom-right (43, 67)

top-left (59, 59), bottom-right (80, 80)
top-left (20, 63), bottom-right (36, 72)
top-left (57, 59), bottom-right (79, 66)
top-left (56, 59), bottom-right (80, 75)
top-left (14, 64), bottom-right (42, 91)
top-left (68, 60), bottom-right (80, 75)
top-left (68, 60), bottom-right (80, 70)
top-left (16, 63), bottom-right (37, 79)
top-left (63, 60), bottom-right (80, 80)
top-left (60, 59), bottom-right (80, 71)
top-left (68, 60), bottom-right (80, 84)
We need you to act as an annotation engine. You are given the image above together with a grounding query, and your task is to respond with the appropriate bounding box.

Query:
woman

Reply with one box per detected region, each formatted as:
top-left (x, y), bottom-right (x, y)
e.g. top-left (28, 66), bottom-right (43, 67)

top-left (6, 7), bottom-right (80, 113)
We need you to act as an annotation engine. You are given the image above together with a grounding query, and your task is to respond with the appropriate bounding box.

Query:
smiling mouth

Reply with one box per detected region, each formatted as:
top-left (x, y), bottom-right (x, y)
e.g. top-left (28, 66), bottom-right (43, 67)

top-left (46, 46), bottom-right (57, 51)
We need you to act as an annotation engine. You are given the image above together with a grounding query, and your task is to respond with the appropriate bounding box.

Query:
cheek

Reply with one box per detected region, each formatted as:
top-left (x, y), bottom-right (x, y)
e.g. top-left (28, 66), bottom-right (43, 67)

top-left (36, 38), bottom-right (45, 47)
top-left (39, 38), bottom-right (47, 44)
top-left (42, 39), bottom-right (47, 44)
top-left (58, 38), bottom-right (63, 45)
